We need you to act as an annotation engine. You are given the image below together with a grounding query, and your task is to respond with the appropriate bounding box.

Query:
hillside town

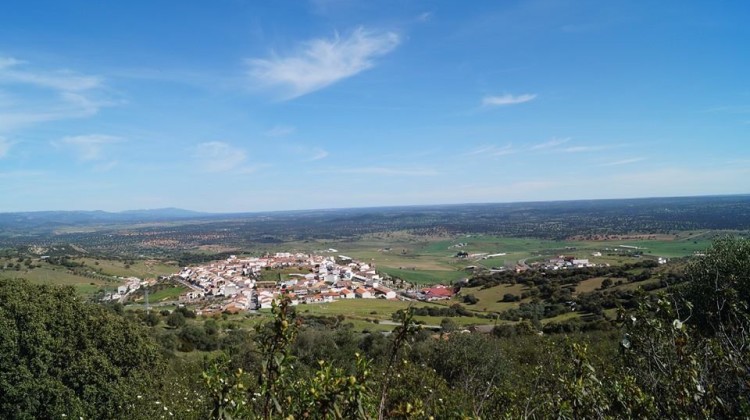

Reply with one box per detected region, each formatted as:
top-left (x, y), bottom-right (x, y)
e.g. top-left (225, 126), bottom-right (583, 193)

top-left (166, 252), bottom-right (457, 314)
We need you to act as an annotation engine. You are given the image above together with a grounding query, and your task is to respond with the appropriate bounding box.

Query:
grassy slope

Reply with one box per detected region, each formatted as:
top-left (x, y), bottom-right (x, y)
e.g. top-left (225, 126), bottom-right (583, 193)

top-left (0, 265), bottom-right (113, 296)
top-left (77, 257), bottom-right (177, 278)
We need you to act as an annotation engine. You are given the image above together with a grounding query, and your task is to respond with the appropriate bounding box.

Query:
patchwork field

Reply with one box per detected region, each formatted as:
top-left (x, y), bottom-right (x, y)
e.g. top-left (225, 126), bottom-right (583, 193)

top-left (0, 231), bottom-right (722, 329)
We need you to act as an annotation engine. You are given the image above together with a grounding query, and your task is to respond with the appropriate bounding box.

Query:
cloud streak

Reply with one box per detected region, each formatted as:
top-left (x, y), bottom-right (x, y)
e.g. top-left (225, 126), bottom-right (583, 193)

top-left (327, 166), bottom-right (437, 176)
top-left (530, 137), bottom-right (570, 150)
top-left (192, 141), bottom-right (249, 173)
top-left (464, 144), bottom-right (514, 157)
top-left (247, 27), bottom-right (400, 100)
top-left (0, 137), bottom-right (13, 158)
top-left (562, 144), bottom-right (618, 153)
top-left (0, 56), bottom-right (112, 131)
top-left (482, 93), bottom-right (537, 106)
top-left (599, 157), bottom-right (647, 166)
top-left (55, 134), bottom-right (121, 161)
top-left (264, 125), bottom-right (296, 137)
top-left (308, 148), bottom-right (329, 161)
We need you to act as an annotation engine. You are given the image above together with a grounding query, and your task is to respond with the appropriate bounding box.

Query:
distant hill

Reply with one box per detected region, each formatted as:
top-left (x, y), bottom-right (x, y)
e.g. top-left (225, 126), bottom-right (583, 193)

top-left (118, 208), bottom-right (208, 218)
top-left (0, 208), bottom-right (212, 231)
top-left (1, 194), bottom-right (749, 240)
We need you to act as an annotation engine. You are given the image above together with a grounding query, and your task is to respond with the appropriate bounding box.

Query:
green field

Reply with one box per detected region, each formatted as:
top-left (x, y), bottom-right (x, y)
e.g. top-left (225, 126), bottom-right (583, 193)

top-left (132, 286), bottom-right (188, 303)
top-left (229, 233), bottom-right (718, 291)
top-left (603, 238), bottom-right (713, 258)
top-left (0, 265), bottom-right (114, 296)
top-left (294, 298), bottom-right (493, 329)
top-left (454, 284), bottom-right (527, 313)
top-left (77, 257), bottom-right (178, 278)
top-left (297, 298), bottom-right (416, 318)
top-left (378, 267), bottom-right (465, 285)
top-left (574, 277), bottom-right (609, 294)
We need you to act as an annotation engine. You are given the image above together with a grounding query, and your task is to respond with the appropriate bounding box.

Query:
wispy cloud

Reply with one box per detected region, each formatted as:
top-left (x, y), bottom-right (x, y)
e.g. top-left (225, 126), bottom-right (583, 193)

top-left (56, 134), bottom-right (121, 161)
top-left (192, 141), bottom-right (249, 173)
top-left (599, 157), bottom-right (647, 166)
top-left (562, 144), bottom-right (618, 153)
top-left (92, 160), bottom-right (119, 172)
top-left (0, 170), bottom-right (45, 179)
top-left (0, 56), bottom-right (113, 131)
top-left (328, 166), bottom-right (437, 176)
top-left (0, 57), bottom-right (24, 70)
top-left (247, 27), bottom-right (400, 100)
top-left (0, 68), bottom-right (101, 92)
top-left (701, 105), bottom-right (750, 114)
top-left (264, 125), bottom-right (296, 137)
top-left (285, 143), bottom-right (330, 161)
top-left (0, 137), bottom-right (14, 158)
top-left (417, 12), bottom-right (433, 22)
top-left (309, 148), bottom-right (329, 161)
top-left (482, 93), bottom-right (537, 106)
top-left (530, 137), bottom-right (569, 150)
top-left (464, 144), bottom-right (514, 157)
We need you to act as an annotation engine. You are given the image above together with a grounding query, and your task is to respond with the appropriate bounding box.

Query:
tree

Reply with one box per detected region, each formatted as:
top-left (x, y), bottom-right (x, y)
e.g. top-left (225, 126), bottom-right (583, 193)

top-left (618, 236), bottom-right (750, 417)
top-left (166, 311), bottom-right (186, 328)
top-left (440, 317), bottom-right (459, 332)
top-left (143, 311), bottom-right (161, 327)
top-left (0, 279), bottom-right (163, 418)
top-left (463, 294), bottom-right (479, 305)
top-left (682, 236), bottom-right (750, 338)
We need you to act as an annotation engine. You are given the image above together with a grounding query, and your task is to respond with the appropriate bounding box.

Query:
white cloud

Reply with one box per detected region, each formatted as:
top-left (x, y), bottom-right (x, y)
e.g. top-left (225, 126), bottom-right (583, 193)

top-left (57, 134), bottom-right (121, 161)
top-left (0, 57), bottom-right (24, 70)
top-left (264, 125), bottom-right (296, 137)
top-left (192, 141), bottom-right (248, 173)
top-left (0, 137), bottom-right (13, 158)
top-left (247, 27), bottom-right (400, 100)
top-left (0, 57), bottom-right (112, 131)
top-left (92, 160), bottom-right (118, 172)
top-left (465, 144), bottom-right (514, 157)
top-left (329, 166), bottom-right (437, 176)
top-left (562, 144), bottom-right (617, 153)
top-left (309, 148), bottom-right (329, 161)
top-left (417, 12), bottom-right (433, 22)
top-left (482, 93), bottom-right (537, 106)
top-left (599, 157), bottom-right (647, 166)
top-left (530, 137), bottom-right (570, 150)
top-left (0, 170), bottom-right (45, 179)
top-left (236, 164), bottom-right (270, 175)
top-left (0, 57), bottom-right (101, 91)
top-left (285, 143), bottom-right (330, 161)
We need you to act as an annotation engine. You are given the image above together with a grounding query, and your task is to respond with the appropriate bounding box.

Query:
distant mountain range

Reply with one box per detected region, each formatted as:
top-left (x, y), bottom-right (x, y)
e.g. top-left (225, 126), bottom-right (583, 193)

top-left (1, 194), bottom-right (749, 234)
top-left (0, 208), bottom-right (212, 229)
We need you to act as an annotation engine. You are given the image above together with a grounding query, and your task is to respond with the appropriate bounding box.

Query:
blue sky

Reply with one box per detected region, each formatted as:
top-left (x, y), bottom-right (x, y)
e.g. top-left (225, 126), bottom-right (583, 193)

top-left (0, 0), bottom-right (748, 212)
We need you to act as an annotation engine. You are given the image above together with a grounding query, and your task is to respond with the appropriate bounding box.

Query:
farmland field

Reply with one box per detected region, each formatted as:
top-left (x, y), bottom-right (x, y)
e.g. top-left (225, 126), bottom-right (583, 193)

top-left (378, 267), bottom-right (466, 285)
top-left (77, 257), bottom-right (178, 278)
top-left (453, 284), bottom-right (527, 313)
top-left (0, 265), bottom-right (114, 296)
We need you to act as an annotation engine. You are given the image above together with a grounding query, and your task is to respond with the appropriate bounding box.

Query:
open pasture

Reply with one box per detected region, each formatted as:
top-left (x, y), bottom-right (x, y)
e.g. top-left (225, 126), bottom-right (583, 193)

top-left (454, 284), bottom-right (527, 313)
top-left (77, 257), bottom-right (178, 278)
top-left (0, 265), bottom-right (113, 296)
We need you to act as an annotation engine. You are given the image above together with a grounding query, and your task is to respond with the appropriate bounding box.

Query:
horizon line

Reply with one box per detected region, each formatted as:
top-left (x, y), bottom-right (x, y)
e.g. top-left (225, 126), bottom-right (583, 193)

top-left (2, 192), bottom-right (749, 216)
